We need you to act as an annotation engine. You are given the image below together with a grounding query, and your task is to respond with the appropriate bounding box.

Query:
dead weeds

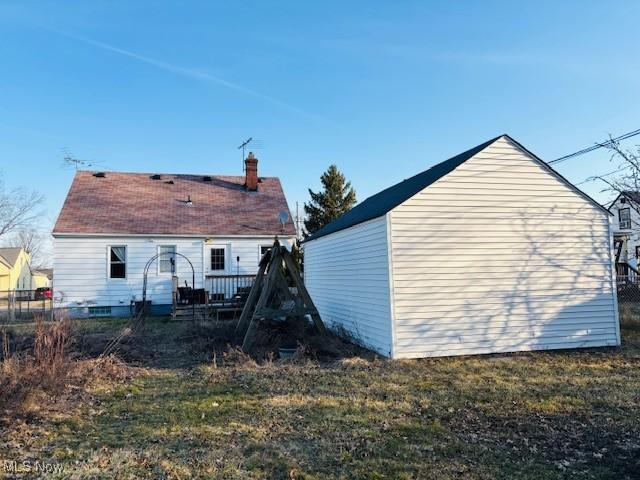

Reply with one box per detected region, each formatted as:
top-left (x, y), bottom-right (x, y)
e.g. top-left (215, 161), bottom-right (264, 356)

top-left (0, 313), bottom-right (638, 479)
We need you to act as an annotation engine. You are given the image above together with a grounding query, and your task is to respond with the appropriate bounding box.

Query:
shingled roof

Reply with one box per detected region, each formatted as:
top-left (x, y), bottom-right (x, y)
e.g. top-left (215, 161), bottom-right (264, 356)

top-left (0, 247), bottom-right (22, 268)
top-left (304, 136), bottom-right (501, 242)
top-left (53, 171), bottom-right (296, 236)
top-left (304, 134), bottom-right (608, 242)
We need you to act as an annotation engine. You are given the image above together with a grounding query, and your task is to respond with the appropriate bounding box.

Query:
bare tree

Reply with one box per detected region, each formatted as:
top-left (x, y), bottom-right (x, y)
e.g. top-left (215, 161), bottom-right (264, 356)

top-left (0, 179), bottom-right (44, 240)
top-left (8, 228), bottom-right (47, 267)
top-left (595, 138), bottom-right (640, 207)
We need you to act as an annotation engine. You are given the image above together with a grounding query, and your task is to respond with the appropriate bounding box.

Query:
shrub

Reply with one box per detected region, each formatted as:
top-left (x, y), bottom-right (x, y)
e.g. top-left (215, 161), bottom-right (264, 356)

top-left (0, 314), bottom-right (74, 421)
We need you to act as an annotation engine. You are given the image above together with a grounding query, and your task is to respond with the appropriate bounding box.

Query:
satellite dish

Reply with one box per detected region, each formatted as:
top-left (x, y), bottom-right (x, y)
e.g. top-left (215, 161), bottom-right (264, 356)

top-left (278, 210), bottom-right (290, 230)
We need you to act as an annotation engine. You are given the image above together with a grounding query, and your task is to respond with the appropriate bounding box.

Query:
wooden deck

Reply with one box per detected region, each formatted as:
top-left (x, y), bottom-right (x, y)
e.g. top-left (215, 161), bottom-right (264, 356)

top-left (171, 274), bottom-right (261, 320)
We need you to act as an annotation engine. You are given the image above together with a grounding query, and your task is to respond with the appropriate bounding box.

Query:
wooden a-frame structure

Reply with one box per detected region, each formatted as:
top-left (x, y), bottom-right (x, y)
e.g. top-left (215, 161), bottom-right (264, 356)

top-left (235, 238), bottom-right (326, 351)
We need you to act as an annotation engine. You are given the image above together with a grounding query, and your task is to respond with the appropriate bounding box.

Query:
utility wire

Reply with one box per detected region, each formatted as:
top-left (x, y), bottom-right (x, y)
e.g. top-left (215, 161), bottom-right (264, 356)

top-left (574, 165), bottom-right (630, 186)
top-left (550, 128), bottom-right (640, 164)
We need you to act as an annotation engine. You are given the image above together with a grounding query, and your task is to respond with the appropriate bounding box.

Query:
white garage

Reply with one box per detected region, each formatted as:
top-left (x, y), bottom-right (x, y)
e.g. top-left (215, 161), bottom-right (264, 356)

top-left (303, 135), bottom-right (620, 359)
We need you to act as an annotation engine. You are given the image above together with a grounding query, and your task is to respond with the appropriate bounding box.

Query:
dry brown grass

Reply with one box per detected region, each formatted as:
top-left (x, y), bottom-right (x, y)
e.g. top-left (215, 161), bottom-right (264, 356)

top-left (0, 315), bottom-right (74, 418)
top-left (0, 315), bottom-right (135, 425)
top-left (1, 314), bottom-right (638, 479)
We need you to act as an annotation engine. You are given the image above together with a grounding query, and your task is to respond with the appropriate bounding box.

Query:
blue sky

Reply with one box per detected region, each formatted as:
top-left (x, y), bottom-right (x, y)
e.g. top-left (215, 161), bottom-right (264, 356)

top-left (1, 1), bottom-right (640, 235)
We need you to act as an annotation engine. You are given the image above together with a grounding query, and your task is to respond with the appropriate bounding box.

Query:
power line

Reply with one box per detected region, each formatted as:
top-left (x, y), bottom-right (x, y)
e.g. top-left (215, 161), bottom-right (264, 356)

top-left (574, 165), bottom-right (630, 186)
top-left (549, 128), bottom-right (640, 164)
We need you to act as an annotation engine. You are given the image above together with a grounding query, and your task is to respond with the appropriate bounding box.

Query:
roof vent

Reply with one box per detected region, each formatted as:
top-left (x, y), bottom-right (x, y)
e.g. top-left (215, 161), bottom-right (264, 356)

top-left (150, 174), bottom-right (162, 180)
top-left (93, 172), bottom-right (106, 178)
top-left (165, 180), bottom-right (174, 185)
top-left (203, 176), bottom-right (212, 182)
top-left (186, 195), bottom-right (193, 205)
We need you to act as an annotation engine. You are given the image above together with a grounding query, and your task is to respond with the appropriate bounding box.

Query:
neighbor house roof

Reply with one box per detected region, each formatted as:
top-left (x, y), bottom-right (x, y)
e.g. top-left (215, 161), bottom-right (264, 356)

top-left (608, 191), bottom-right (640, 211)
top-left (304, 134), bottom-right (608, 242)
top-left (0, 247), bottom-right (23, 268)
top-left (53, 171), bottom-right (296, 236)
top-left (33, 268), bottom-right (53, 279)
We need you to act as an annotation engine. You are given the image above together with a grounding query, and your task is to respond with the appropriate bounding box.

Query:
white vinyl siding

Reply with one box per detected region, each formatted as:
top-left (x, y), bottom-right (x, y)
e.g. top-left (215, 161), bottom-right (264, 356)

top-left (204, 238), bottom-right (293, 276)
top-left (53, 235), bottom-right (296, 311)
top-left (54, 237), bottom-right (204, 308)
top-left (388, 136), bottom-right (619, 358)
top-left (609, 195), bottom-right (640, 268)
top-left (304, 217), bottom-right (393, 356)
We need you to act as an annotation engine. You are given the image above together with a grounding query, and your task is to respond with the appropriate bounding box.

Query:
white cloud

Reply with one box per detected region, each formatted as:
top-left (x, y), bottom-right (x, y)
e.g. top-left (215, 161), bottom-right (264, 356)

top-left (53, 29), bottom-right (315, 119)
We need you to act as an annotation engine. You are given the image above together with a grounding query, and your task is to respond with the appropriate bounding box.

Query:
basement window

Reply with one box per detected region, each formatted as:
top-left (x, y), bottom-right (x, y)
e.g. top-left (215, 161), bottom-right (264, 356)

top-left (109, 246), bottom-right (127, 279)
top-left (210, 247), bottom-right (226, 271)
top-left (619, 208), bottom-right (631, 229)
top-left (88, 306), bottom-right (111, 317)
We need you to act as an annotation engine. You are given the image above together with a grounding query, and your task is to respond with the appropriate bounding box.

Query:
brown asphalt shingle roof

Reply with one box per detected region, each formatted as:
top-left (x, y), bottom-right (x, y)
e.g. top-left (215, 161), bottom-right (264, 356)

top-left (53, 171), bottom-right (296, 236)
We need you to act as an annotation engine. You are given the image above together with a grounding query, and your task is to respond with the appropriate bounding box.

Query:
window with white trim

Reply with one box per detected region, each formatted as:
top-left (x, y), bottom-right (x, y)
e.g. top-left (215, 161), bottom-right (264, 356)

top-left (210, 247), bottom-right (226, 271)
top-left (619, 208), bottom-right (631, 229)
top-left (158, 245), bottom-right (176, 274)
top-left (109, 246), bottom-right (126, 279)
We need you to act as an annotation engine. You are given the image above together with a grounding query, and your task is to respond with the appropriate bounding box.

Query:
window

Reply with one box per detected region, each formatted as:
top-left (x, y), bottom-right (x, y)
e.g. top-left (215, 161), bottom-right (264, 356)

top-left (210, 247), bottom-right (226, 271)
top-left (260, 245), bottom-right (272, 259)
top-left (636, 245), bottom-right (640, 259)
top-left (619, 208), bottom-right (631, 229)
top-left (109, 246), bottom-right (126, 279)
top-left (88, 306), bottom-right (111, 317)
top-left (159, 245), bottom-right (176, 274)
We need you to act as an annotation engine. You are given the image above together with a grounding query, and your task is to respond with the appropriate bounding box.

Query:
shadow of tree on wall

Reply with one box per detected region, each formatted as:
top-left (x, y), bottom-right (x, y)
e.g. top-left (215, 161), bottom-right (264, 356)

top-left (395, 184), bottom-right (618, 356)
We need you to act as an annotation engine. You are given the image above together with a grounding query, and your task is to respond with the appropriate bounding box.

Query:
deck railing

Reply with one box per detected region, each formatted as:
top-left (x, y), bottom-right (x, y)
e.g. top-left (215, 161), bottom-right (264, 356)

top-left (616, 262), bottom-right (639, 287)
top-left (205, 274), bottom-right (260, 306)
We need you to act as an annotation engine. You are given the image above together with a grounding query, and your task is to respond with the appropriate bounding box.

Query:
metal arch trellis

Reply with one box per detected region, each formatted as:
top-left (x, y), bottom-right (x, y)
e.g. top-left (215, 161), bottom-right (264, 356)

top-left (100, 251), bottom-right (197, 359)
top-left (140, 251), bottom-right (196, 321)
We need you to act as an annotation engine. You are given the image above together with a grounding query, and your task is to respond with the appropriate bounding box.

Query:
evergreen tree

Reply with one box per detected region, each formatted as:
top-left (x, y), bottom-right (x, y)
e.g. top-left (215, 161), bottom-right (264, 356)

top-left (304, 165), bottom-right (356, 236)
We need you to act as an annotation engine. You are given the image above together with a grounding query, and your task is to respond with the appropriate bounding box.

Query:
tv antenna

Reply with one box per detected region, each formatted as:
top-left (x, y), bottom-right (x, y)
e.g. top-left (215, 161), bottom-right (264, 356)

top-left (238, 138), bottom-right (265, 171)
top-left (62, 148), bottom-right (106, 171)
top-left (238, 137), bottom-right (252, 171)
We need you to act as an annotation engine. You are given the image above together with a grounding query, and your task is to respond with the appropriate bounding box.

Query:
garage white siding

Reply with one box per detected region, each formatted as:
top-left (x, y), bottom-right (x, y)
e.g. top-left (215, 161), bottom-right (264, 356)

top-left (304, 217), bottom-right (393, 355)
top-left (388, 137), bottom-right (619, 358)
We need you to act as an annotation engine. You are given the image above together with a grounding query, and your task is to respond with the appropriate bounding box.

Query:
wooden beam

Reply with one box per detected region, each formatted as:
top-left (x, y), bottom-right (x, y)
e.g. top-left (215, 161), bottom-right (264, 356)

top-left (234, 250), bottom-right (270, 335)
top-left (241, 246), bottom-right (283, 350)
top-left (254, 306), bottom-right (318, 319)
top-left (281, 248), bottom-right (326, 334)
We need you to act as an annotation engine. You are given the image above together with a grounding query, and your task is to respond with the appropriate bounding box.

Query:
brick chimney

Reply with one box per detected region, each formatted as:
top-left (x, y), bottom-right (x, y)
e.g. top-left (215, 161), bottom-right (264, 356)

top-left (245, 152), bottom-right (258, 191)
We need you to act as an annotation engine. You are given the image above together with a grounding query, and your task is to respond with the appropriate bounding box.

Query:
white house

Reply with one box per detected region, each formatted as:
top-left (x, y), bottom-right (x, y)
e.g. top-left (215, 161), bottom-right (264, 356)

top-left (303, 135), bottom-right (620, 359)
top-left (53, 154), bottom-right (296, 317)
top-left (608, 192), bottom-right (640, 269)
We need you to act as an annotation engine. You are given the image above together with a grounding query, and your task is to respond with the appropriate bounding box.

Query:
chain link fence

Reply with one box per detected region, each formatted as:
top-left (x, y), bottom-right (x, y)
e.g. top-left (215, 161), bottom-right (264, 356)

top-left (0, 290), bottom-right (54, 323)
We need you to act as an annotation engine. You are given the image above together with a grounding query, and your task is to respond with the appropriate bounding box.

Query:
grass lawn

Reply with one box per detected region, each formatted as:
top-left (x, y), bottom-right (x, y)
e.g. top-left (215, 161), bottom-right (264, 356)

top-left (1, 312), bottom-right (639, 479)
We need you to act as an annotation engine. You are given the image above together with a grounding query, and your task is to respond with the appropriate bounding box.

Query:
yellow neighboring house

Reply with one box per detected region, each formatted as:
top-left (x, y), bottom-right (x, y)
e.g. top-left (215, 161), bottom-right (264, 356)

top-left (32, 269), bottom-right (52, 289)
top-left (0, 247), bottom-right (36, 292)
